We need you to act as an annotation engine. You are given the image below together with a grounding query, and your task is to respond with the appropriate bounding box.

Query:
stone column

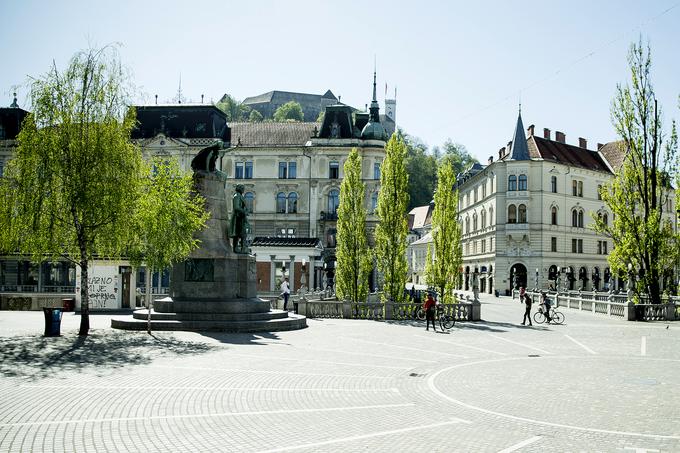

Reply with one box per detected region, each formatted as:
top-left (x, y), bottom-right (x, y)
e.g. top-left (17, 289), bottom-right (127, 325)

top-left (270, 255), bottom-right (276, 292)
top-left (308, 256), bottom-right (315, 291)
top-left (289, 255), bottom-right (295, 291)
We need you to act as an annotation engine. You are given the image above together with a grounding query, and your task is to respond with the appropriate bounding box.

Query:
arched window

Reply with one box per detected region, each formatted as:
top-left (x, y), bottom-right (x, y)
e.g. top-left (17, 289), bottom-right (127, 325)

top-left (508, 204), bottom-right (517, 224)
top-left (276, 192), bottom-right (287, 213)
top-left (481, 210), bottom-right (487, 229)
top-left (518, 174), bottom-right (528, 191)
top-left (518, 204), bottom-right (527, 223)
top-left (489, 207), bottom-right (494, 225)
top-left (551, 176), bottom-right (557, 193)
top-left (603, 213), bottom-right (608, 226)
top-left (465, 217), bottom-right (470, 234)
top-left (578, 210), bottom-right (584, 227)
top-left (473, 213), bottom-right (478, 231)
top-left (287, 192), bottom-right (298, 213)
top-left (244, 192), bottom-right (255, 213)
top-left (551, 206), bottom-right (558, 225)
top-left (508, 175), bottom-right (517, 191)
top-left (327, 189), bottom-right (339, 217)
top-left (370, 192), bottom-right (378, 213)
top-left (572, 209), bottom-right (578, 227)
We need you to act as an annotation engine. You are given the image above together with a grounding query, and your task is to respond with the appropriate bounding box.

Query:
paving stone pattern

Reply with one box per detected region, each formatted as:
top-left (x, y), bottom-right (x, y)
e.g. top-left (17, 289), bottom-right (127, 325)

top-left (0, 294), bottom-right (679, 452)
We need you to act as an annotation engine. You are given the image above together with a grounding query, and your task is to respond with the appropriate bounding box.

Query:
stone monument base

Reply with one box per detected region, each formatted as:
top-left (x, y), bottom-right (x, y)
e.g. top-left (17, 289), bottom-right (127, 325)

top-left (111, 304), bottom-right (306, 332)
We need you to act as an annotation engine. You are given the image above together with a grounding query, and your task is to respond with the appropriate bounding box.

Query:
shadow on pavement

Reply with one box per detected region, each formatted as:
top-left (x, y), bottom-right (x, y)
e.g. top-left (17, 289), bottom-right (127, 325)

top-left (0, 330), bottom-right (217, 381)
top-left (200, 331), bottom-right (285, 346)
top-left (384, 318), bottom-right (550, 332)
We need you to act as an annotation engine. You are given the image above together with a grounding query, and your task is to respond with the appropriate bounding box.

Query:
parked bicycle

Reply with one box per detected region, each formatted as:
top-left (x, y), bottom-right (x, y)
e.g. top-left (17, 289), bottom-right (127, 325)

top-left (437, 305), bottom-right (456, 330)
top-left (533, 305), bottom-right (565, 324)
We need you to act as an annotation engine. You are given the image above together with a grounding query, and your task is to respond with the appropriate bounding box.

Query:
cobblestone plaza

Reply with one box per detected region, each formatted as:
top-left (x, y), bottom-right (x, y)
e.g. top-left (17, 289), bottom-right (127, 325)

top-left (1, 293), bottom-right (679, 452)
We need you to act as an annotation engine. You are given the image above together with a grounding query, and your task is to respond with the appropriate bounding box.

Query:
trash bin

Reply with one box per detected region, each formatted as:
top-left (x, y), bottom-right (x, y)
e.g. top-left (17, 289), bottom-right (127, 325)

top-left (43, 307), bottom-right (63, 337)
top-left (62, 298), bottom-right (75, 312)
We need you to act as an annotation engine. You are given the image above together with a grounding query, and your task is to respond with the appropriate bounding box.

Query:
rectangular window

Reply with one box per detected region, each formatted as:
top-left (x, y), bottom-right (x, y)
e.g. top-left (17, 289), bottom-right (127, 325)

top-left (551, 237), bottom-right (557, 252)
top-left (374, 162), bottom-right (381, 180)
top-left (572, 238), bottom-right (577, 253)
top-left (482, 183), bottom-right (487, 198)
top-left (329, 161), bottom-right (339, 179)
top-left (474, 187), bottom-right (478, 202)
top-left (572, 180), bottom-right (577, 196)
top-left (278, 162), bottom-right (287, 179)
top-left (244, 161), bottom-right (253, 179)
top-left (288, 162), bottom-right (296, 179)
top-left (489, 237), bottom-right (493, 251)
top-left (578, 181), bottom-right (583, 197)
top-left (551, 176), bottom-right (557, 193)
top-left (597, 184), bottom-right (602, 200)
top-left (481, 239), bottom-right (486, 253)
top-left (603, 241), bottom-right (607, 254)
top-left (235, 162), bottom-right (244, 179)
top-left (578, 239), bottom-right (583, 253)
top-left (597, 241), bottom-right (602, 255)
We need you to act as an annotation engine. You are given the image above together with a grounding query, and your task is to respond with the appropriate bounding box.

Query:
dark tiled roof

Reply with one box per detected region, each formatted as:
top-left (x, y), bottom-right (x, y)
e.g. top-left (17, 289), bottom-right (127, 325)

top-left (230, 122), bottom-right (320, 146)
top-left (598, 141), bottom-right (626, 171)
top-left (242, 91), bottom-right (275, 104)
top-left (529, 136), bottom-right (611, 173)
top-left (251, 237), bottom-right (322, 247)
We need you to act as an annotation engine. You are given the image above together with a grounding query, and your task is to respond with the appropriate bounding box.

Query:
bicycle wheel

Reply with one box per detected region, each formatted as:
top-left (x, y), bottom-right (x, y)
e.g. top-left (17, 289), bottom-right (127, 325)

top-left (441, 314), bottom-right (455, 330)
top-left (533, 311), bottom-right (545, 324)
top-left (552, 311), bottom-right (565, 325)
top-left (416, 307), bottom-right (426, 321)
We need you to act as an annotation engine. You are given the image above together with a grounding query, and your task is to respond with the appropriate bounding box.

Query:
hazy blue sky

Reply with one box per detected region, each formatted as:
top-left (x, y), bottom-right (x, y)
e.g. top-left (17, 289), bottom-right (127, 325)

top-left (2, 0), bottom-right (679, 163)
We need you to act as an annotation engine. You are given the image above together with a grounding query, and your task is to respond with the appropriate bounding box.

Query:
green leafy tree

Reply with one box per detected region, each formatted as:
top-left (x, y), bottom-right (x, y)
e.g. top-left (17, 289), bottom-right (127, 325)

top-left (375, 135), bottom-right (410, 303)
top-left (248, 109), bottom-right (263, 122)
top-left (273, 101), bottom-right (304, 122)
top-left (593, 40), bottom-right (679, 304)
top-left (335, 148), bottom-right (372, 303)
top-left (0, 47), bottom-right (143, 335)
top-left (435, 140), bottom-right (477, 175)
top-left (425, 161), bottom-right (462, 304)
top-left (216, 93), bottom-right (252, 121)
top-left (401, 130), bottom-right (437, 209)
top-left (126, 157), bottom-right (209, 332)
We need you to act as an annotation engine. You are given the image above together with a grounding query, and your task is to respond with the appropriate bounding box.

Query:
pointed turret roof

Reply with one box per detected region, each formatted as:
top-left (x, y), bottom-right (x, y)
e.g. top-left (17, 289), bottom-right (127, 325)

top-left (507, 109), bottom-right (530, 161)
top-left (361, 70), bottom-right (388, 141)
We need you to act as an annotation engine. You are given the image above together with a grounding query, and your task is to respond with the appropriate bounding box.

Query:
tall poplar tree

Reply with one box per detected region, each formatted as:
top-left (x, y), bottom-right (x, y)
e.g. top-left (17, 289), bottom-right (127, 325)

top-left (375, 135), bottom-right (410, 303)
top-left (594, 39), bottom-right (679, 304)
top-left (334, 148), bottom-right (372, 303)
top-left (425, 161), bottom-right (462, 304)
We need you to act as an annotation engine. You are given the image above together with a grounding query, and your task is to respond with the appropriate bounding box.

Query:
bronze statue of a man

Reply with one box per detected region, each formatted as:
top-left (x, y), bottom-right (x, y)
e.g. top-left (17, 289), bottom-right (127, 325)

top-left (228, 184), bottom-right (249, 253)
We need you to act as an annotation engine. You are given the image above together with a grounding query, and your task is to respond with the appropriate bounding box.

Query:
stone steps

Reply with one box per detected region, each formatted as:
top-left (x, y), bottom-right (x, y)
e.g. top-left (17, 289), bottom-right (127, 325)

top-left (131, 309), bottom-right (290, 321)
top-left (111, 312), bottom-right (307, 332)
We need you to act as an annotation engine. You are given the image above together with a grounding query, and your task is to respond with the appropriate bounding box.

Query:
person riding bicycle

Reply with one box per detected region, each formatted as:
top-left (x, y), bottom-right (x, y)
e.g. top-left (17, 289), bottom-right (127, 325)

top-left (540, 291), bottom-right (552, 323)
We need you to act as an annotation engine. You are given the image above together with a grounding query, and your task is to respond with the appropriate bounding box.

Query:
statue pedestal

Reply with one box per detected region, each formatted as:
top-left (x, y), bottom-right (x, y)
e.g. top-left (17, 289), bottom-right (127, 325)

top-left (111, 145), bottom-right (306, 332)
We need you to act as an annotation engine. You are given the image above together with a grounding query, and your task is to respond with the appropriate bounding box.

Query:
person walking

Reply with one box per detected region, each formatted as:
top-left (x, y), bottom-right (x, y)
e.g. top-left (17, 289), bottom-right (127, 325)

top-left (280, 277), bottom-right (290, 311)
top-left (424, 292), bottom-right (437, 332)
top-left (520, 287), bottom-right (532, 326)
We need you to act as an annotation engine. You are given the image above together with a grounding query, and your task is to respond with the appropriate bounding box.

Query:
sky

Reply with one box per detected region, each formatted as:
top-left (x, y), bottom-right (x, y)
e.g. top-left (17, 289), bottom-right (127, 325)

top-left (1, 0), bottom-right (679, 163)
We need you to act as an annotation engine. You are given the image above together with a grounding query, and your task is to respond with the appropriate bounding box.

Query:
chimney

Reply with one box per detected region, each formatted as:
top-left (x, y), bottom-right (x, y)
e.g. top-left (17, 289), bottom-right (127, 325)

top-left (543, 128), bottom-right (551, 140)
top-left (488, 156), bottom-right (494, 165)
top-left (555, 131), bottom-right (566, 143)
top-left (579, 137), bottom-right (587, 149)
top-left (527, 124), bottom-right (535, 136)
top-left (597, 143), bottom-right (604, 150)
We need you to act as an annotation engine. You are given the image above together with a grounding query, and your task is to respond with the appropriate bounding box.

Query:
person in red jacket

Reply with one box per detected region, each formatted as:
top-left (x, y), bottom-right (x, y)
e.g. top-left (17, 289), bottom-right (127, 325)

top-left (424, 292), bottom-right (437, 332)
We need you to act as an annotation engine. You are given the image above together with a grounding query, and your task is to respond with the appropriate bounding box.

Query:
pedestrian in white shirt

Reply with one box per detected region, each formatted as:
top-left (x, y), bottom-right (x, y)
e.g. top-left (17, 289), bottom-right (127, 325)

top-left (280, 278), bottom-right (290, 311)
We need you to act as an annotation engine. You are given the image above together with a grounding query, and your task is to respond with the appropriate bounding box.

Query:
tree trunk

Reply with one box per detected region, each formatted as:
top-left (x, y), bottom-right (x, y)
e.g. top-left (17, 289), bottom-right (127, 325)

top-left (78, 258), bottom-right (90, 336)
top-left (146, 266), bottom-right (153, 334)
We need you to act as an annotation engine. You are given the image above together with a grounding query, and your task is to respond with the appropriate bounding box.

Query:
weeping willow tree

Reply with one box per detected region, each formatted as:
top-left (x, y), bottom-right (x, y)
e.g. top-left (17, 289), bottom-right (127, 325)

top-left (334, 148), bottom-right (372, 303)
top-left (593, 39), bottom-right (679, 304)
top-left (374, 135), bottom-right (410, 303)
top-left (425, 161), bottom-right (462, 304)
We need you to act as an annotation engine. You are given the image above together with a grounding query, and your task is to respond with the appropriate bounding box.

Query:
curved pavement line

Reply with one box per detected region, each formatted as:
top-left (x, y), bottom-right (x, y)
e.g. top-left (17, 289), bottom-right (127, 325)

top-left (427, 356), bottom-right (680, 441)
top-left (0, 403), bottom-right (415, 428)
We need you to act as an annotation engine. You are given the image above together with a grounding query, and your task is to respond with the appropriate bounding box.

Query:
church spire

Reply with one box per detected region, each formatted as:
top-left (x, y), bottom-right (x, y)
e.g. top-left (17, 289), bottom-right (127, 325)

top-left (369, 69), bottom-right (380, 123)
top-left (507, 107), bottom-right (530, 160)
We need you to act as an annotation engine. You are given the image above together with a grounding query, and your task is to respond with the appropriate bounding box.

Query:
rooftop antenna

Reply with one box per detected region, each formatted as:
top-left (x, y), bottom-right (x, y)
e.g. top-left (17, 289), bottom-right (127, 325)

top-left (175, 74), bottom-right (184, 104)
top-left (201, 94), bottom-right (204, 104)
top-left (155, 94), bottom-right (158, 105)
